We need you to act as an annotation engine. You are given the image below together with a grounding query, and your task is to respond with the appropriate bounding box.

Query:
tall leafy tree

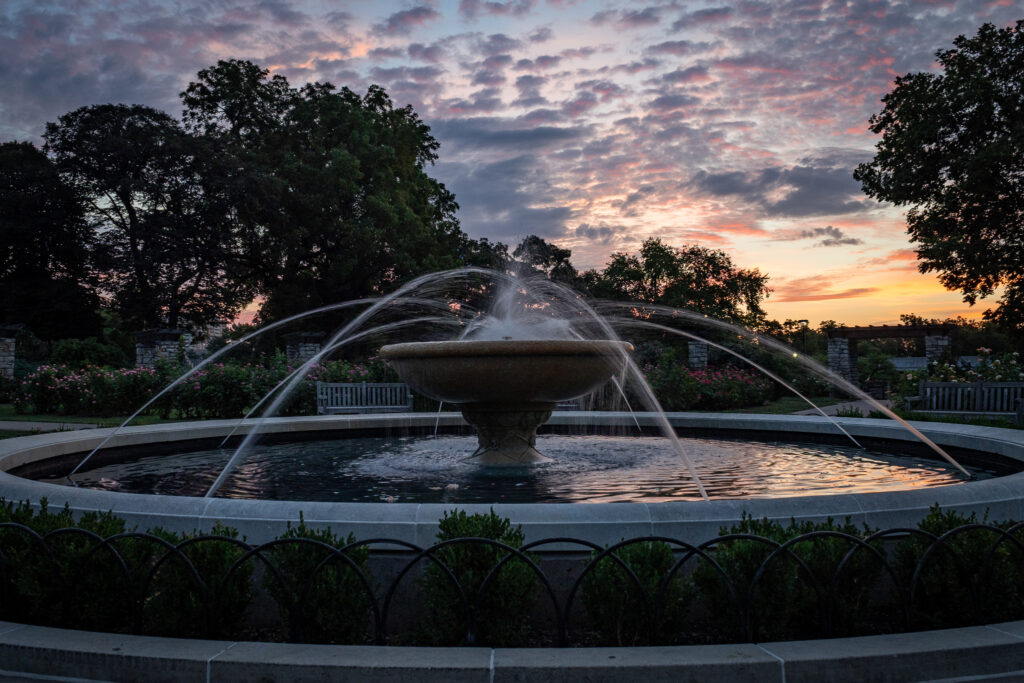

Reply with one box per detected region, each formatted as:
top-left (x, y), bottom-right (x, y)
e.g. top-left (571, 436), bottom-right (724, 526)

top-left (854, 20), bottom-right (1024, 329)
top-left (0, 141), bottom-right (100, 338)
top-left (586, 238), bottom-right (771, 324)
top-left (512, 235), bottom-right (578, 283)
top-left (43, 104), bottom-right (257, 330)
top-left (181, 60), bottom-right (466, 322)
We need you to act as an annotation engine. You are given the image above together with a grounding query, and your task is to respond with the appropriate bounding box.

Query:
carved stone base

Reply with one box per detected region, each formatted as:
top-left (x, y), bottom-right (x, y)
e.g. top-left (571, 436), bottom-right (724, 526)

top-left (460, 402), bottom-right (555, 464)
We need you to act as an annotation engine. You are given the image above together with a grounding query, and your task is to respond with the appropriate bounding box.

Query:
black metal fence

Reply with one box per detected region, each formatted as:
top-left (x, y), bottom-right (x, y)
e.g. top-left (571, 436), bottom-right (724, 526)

top-left (3, 522), bottom-right (1024, 646)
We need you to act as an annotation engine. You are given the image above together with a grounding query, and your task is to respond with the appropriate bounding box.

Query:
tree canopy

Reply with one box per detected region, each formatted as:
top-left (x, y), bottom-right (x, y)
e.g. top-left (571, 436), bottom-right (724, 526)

top-left (582, 238), bottom-right (771, 324)
top-left (43, 104), bottom-right (256, 330)
top-left (853, 20), bottom-right (1024, 329)
top-left (180, 60), bottom-right (467, 322)
top-left (0, 141), bottom-right (100, 338)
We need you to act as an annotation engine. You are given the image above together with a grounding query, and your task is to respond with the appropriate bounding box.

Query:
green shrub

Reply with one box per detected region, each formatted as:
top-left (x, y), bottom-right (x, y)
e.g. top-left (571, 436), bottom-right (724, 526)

top-left (262, 517), bottom-right (372, 644)
top-left (894, 505), bottom-right (1024, 630)
top-left (50, 337), bottom-right (128, 368)
top-left (420, 509), bottom-right (538, 646)
top-left (693, 515), bottom-right (883, 641)
top-left (581, 540), bottom-right (693, 645)
top-left (143, 524), bottom-right (253, 638)
top-left (0, 499), bottom-right (136, 632)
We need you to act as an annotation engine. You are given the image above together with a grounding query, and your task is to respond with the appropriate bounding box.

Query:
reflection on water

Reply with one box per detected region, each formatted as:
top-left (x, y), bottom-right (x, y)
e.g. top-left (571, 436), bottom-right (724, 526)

top-left (50, 435), bottom-right (993, 503)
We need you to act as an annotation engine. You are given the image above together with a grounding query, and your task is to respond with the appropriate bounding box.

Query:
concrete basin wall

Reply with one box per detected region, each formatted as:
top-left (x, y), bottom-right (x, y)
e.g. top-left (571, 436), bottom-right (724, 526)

top-left (0, 413), bottom-right (1022, 544)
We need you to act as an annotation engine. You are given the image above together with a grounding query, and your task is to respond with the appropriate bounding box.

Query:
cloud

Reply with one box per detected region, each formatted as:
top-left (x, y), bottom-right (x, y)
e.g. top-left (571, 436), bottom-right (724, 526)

top-left (441, 88), bottom-right (505, 115)
top-left (645, 40), bottom-right (713, 56)
top-left (574, 222), bottom-right (625, 244)
top-left (590, 7), bottom-right (661, 29)
top-left (374, 6), bottom-right (440, 35)
top-left (432, 117), bottom-right (586, 151)
top-left (670, 6), bottom-right (733, 31)
top-left (434, 156), bottom-right (573, 241)
top-left (662, 65), bottom-right (711, 85)
top-left (689, 164), bottom-right (868, 217)
top-left (773, 285), bottom-right (881, 303)
top-left (477, 33), bottom-right (521, 56)
top-left (773, 225), bottom-right (864, 247)
top-left (459, 0), bottom-right (537, 20)
top-left (648, 93), bottom-right (700, 113)
top-left (408, 42), bottom-right (446, 62)
top-left (368, 47), bottom-right (405, 60)
top-left (514, 55), bottom-right (561, 71)
top-left (528, 27), bottom-right (552, 43)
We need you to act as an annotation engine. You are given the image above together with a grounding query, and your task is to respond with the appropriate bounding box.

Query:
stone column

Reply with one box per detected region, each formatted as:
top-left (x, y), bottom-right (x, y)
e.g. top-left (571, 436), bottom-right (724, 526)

top-left (924, 334), bottom-right (951, 364)
top-left (136, 329), bottom-right (184, 368)
top-left (687, 341), bottom-right (708, 370)
top-left (0, 325), bottom-right (19, 380)
top-left (827, 336), bottom-right (858, 385)
top-left (284, 332), bottom-right (326, 364)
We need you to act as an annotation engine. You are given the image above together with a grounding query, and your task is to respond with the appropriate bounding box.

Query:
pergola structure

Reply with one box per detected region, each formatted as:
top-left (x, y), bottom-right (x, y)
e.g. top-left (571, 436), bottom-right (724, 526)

top-left (825, 324), bottom-right (952, 386)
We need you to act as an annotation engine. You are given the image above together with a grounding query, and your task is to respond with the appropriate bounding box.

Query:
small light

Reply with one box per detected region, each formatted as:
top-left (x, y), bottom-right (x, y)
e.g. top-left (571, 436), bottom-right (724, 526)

top-left (793, 352), bottom-right (799, 358)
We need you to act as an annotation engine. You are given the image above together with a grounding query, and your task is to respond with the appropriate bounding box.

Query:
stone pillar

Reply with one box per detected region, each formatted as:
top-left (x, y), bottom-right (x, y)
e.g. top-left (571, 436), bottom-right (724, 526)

top-left (687, 341), bottom-right (708, 370)
top-left (924, 334), bottom-right (951, 364)
top-left (827, 336), bottom-right (858, 385)
top-left (0, 325), bottom-right (19, 380)
top-left (136, 329), bottom-right (184, 368)
top-left (284, 332), bottom-right (325, 364)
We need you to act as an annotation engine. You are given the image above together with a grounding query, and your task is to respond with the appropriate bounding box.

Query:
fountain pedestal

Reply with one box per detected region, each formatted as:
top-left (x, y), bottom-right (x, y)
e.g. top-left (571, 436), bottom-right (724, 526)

top-left (380, 339), bottom-right (632, 465)
top-left (461, 403), bottom-right (555, 464)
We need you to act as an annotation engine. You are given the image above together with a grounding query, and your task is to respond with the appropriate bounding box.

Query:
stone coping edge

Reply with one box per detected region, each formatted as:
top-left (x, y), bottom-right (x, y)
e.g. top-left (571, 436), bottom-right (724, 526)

top-left (2, 619), bottom-right (1024, 682)
top-left (2, 413), bottom-right (1024, 546)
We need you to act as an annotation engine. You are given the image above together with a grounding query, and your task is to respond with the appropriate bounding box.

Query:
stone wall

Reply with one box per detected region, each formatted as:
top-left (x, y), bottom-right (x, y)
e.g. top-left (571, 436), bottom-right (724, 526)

top-left (687, 342), bottom-right (708, 370)
top-left (135, 329), bottom-right (184, 368)
top-left (0, 335), bottom-right (14, 380)
top-left (924, 334), bottom-right (951, 363)
top-left (284, 332), bottom-right (325, 364)
top-left (827, 337), bottom-right (858, 385)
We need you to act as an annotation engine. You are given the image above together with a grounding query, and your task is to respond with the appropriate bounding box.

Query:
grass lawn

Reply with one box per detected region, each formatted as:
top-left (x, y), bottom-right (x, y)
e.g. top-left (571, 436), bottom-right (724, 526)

top-left (0, 403), bottom-right (173, 428)
top-left (725, 395), bottom-right (842, 414)
top-left (0, 430), bottom-right (38, 439)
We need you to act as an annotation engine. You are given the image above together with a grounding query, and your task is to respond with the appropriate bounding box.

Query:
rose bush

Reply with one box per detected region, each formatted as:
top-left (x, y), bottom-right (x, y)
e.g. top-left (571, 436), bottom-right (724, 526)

top-left (13, 354), bottom-right (396, 418)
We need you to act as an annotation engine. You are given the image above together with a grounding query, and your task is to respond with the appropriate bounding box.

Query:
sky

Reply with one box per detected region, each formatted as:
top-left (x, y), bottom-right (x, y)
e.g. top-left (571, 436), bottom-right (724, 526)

top-left (1, 0), bottom-right (1019, 326)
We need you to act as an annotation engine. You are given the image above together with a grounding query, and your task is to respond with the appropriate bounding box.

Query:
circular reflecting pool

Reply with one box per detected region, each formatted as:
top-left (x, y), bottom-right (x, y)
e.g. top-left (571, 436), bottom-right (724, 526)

top-left (38, 434), bottom-right (995, 503)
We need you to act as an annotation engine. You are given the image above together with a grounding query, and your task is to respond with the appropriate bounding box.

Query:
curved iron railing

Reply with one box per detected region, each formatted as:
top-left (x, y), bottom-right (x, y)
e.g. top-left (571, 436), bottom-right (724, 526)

top-left (3, 523), bottom-right (1024, 646)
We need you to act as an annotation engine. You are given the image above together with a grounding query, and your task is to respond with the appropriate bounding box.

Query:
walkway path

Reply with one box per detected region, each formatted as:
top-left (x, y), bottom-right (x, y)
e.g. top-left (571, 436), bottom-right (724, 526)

top-left (791, 399), bottom-right (891, 416)
top-left (0, 420), bottom-right (97, 432)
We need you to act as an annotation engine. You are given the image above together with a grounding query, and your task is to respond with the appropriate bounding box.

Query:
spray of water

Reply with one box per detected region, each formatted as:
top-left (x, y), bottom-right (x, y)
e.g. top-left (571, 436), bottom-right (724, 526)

top-left (67, 298), bottom-right (384, 483)
top-left (205, 267), bottom-right (501, 497)
top-left (598, 302), bottom-right (973, 480)
top-left (215, 316), bottom-right (459, 449)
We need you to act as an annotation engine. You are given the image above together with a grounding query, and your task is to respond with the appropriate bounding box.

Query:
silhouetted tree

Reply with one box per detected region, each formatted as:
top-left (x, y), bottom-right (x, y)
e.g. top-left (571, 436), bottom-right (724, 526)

top-left (43, 104), bottom-right (257, 330)
top-left (0, 141), bottom-right (100, 338)
top-left (854, 21), bottom-right (1024, 329)
top-left (181, 60), bottom-right (466, 322)
top-left (512, 235), bottom-right (578, 284)
top-left (586, 238), bottom-right (771, 324)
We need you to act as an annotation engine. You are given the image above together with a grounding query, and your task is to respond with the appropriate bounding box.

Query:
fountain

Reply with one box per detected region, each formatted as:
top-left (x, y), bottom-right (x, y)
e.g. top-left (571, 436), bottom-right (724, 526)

top-left (0, 267), bottom-right (1022, 547)
top-left (380, 339), bottom-right (632, 464)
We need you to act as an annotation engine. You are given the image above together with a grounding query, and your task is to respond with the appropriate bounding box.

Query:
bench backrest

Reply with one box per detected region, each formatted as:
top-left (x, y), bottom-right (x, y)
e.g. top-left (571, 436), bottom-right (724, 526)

top-left (316, 382), bottom-right (413, 410)
top-left (919, 380), bottom-right (1024, 412)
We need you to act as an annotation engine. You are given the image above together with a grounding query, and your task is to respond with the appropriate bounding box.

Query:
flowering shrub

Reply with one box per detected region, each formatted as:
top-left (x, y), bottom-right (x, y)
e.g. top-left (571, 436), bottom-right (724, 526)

top-left (894, 348), bottom-right (1024, 399)
top-left (13, 354), bottom-right (397, 419)
top-left (641, 349), bottom-right (772, 410)
top-left (691, 366), bottom-right (774, 410)
top-left (13, 364), bottom-right (173, 417)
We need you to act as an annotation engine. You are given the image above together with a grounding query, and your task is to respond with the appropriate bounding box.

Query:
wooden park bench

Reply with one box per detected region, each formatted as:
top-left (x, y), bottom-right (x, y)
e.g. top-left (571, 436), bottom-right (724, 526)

top-left (904, 380), bottom-right (1024, 422)
top-left (316, 381), bottom-right (414, 414)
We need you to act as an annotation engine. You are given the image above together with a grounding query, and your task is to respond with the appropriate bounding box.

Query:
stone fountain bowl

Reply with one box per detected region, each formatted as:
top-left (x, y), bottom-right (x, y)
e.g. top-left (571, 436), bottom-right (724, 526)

top-left (379, 339), bottom-right (634, 405)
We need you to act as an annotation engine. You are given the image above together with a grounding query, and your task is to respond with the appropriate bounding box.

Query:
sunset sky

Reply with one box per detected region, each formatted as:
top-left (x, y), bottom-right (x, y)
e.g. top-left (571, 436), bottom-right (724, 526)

top-left (2, 0), bottom-right (1019, 326)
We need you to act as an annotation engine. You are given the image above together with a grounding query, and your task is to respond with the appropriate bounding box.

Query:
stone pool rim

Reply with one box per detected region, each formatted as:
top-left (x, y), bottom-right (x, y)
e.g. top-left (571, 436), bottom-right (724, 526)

top-left (1, 412), bottom-right (1023, 546)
